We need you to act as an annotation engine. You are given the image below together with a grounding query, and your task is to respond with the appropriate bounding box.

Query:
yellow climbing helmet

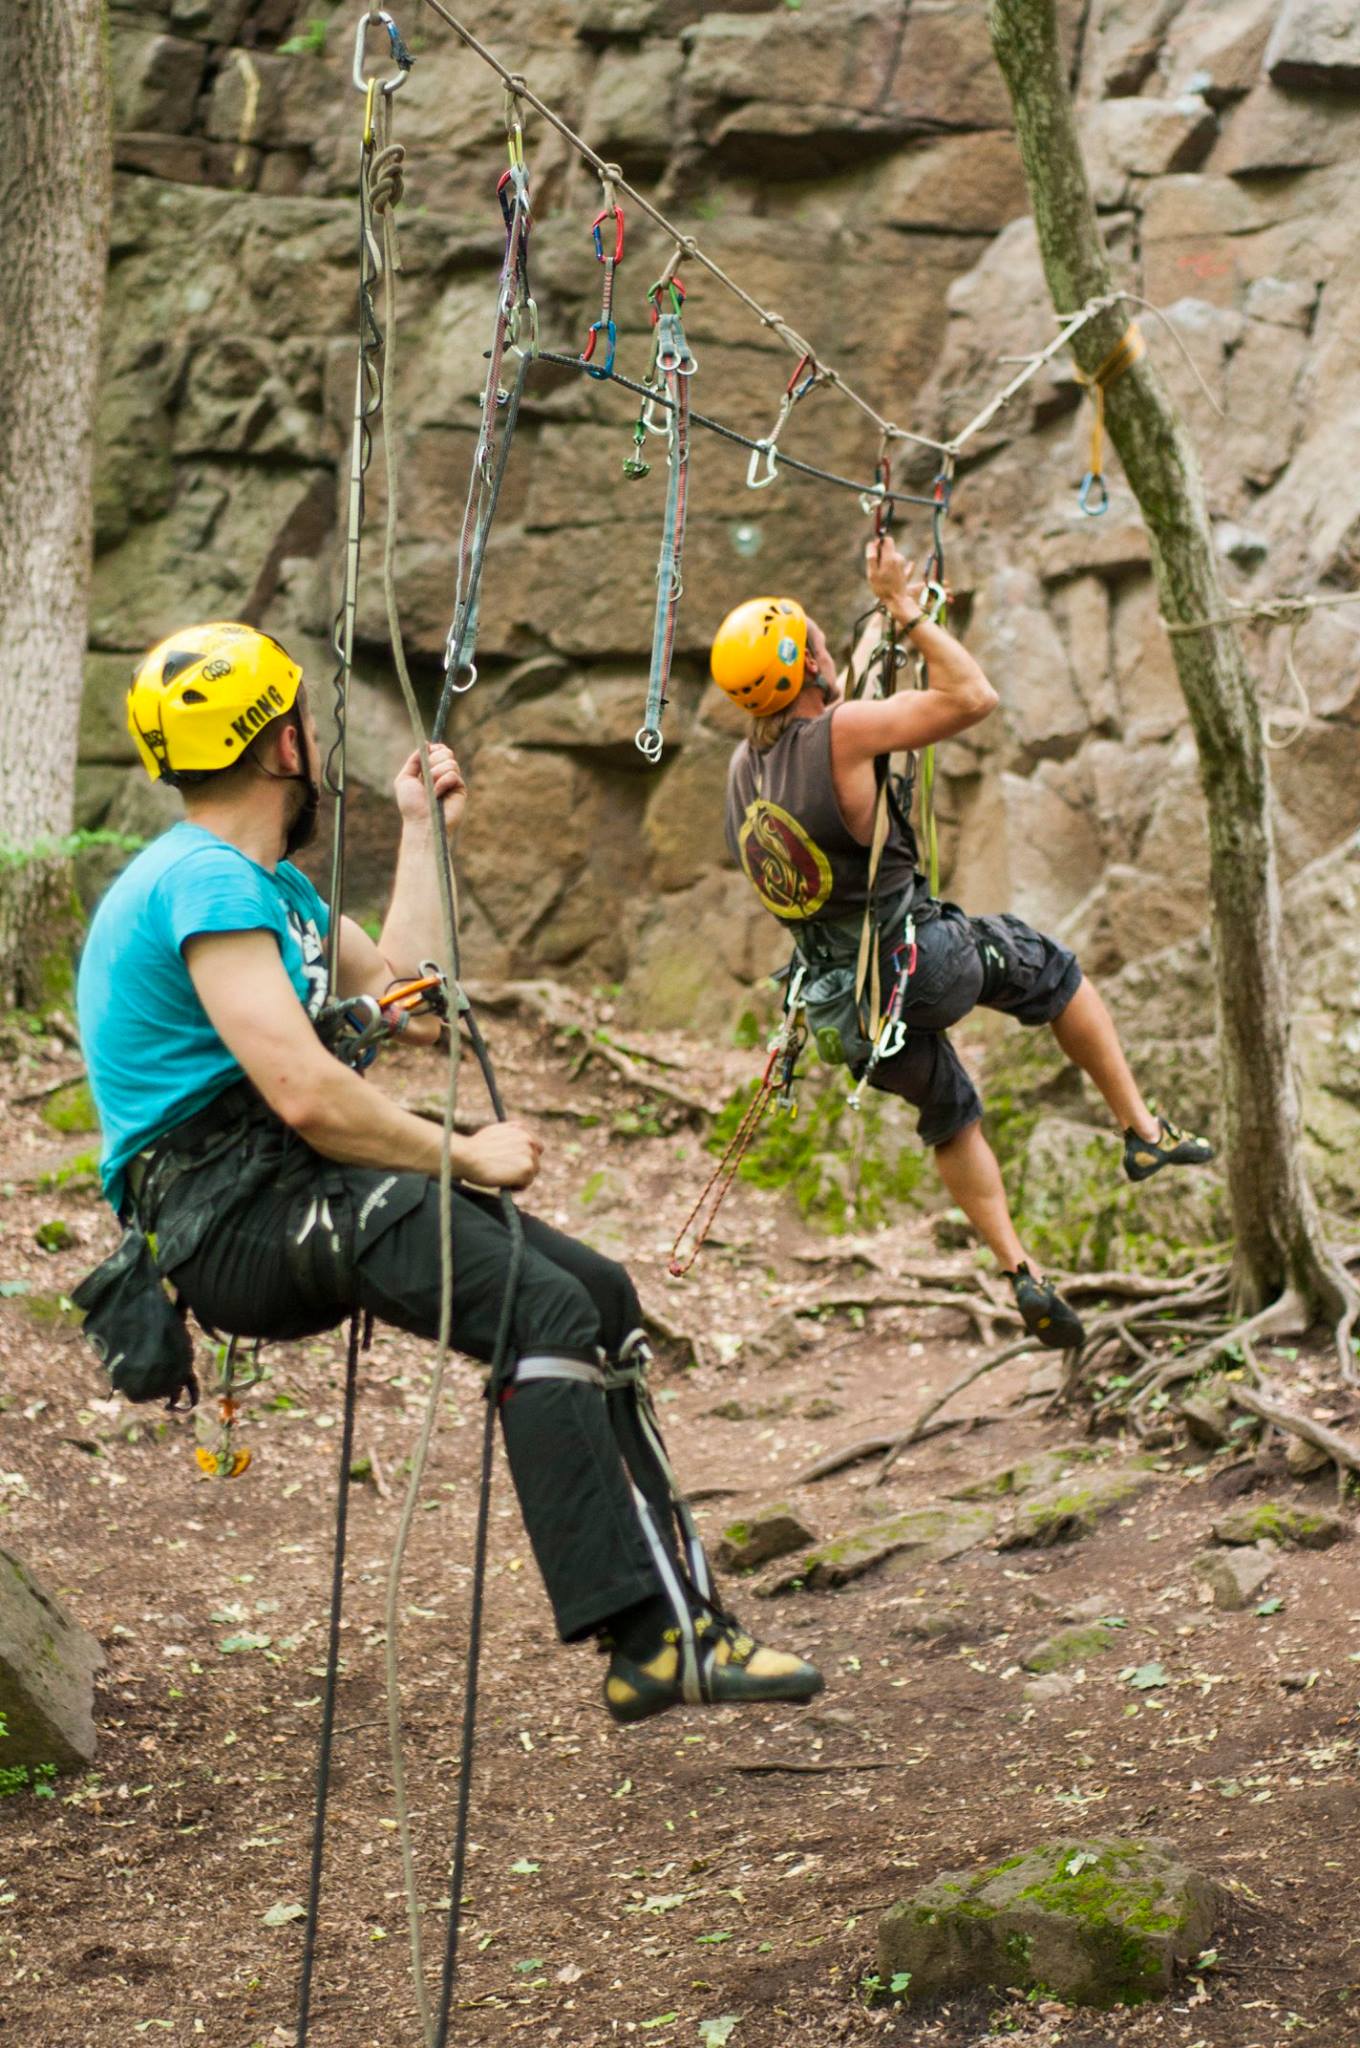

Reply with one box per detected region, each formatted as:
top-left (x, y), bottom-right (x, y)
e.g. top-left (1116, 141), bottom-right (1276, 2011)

top-left (710, 597), bottom-right (808, 715)
top-left (127, 622), bottom-right (303, 784)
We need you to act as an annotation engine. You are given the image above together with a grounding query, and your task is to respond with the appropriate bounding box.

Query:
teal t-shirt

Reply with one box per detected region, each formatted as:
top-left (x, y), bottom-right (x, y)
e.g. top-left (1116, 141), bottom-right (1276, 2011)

top-left (76, 822), bottom-right (331, 1213)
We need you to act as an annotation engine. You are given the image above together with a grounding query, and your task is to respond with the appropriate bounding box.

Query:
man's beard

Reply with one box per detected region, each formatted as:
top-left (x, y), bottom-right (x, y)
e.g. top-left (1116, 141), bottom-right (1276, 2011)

top-left (283, 777), bottom-right (321, 857)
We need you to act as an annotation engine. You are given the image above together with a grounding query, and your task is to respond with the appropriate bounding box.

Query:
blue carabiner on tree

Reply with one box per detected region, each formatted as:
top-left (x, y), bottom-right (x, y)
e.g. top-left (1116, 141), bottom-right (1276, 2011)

top-left (1078, 471), bottom-right (1109, 517)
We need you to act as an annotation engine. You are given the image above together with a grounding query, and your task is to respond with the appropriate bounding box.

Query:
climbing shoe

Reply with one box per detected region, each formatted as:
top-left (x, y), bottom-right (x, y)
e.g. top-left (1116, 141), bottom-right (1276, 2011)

top-left (602, 1609), bottom-right (824, 1726)
top-left (1006, 1263), bottom-right (1086, 1351)
top-left (1123, 1115), bottom-right (1215, 1183)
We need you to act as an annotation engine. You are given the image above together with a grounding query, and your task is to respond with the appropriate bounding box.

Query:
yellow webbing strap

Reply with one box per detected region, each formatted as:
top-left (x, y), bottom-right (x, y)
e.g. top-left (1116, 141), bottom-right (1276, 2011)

top-left (1074, 323), bottom-right (1145, 507)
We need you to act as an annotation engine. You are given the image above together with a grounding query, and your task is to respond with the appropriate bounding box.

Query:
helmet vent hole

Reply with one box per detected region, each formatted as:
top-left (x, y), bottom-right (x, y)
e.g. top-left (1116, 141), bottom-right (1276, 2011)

top-left (180, 688), bottom-right (206, 704)
top-left (160, 650), bottom-right (200, 686)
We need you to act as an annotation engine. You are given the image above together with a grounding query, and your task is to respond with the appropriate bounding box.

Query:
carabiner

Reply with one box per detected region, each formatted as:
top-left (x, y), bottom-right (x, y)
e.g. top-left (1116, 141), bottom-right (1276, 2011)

top-left (635, 724), bottom-right (665, 763)
top-left (1078, 470), bottom-right (1109, 517)
top-left (592, 205), bottom-right (625, 267)
top-left (746, 439), bottom-right (780, 490)
top-left (583, 317), bottom-right (617, 379)
top-left (352, 9), bottom-right (413, 96)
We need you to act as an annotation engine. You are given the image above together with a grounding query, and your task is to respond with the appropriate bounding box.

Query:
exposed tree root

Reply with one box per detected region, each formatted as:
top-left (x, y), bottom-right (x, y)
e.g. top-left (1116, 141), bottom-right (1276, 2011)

top-left (793, 1287), bottom-right (1021, 1347)
top-left (789, 1410), bottom-right (997, 1486)
top-left (466, 979), bottom-right (716, 1121)
top-left (875, 1340), bottom-right (1041, 1482)
top-left (1225, 1381), bottom-right (1360, 1492)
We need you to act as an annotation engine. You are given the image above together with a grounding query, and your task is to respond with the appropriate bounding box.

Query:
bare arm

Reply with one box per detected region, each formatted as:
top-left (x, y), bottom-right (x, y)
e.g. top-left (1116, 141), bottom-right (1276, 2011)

top-left (832, 538), bottom-right (997, 771)
top-left (184, 929), bottom-right (540, 1188)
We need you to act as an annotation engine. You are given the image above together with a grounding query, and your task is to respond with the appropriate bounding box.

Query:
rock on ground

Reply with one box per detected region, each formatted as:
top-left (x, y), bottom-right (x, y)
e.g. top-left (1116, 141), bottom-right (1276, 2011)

top-left (1192, 1544), bottom-right (1276, 1610)
top-left (1000, 1465), bottom-right (1160, 1549)
top-left (878, 1836), bottom-right (1221, 2008)
top-left (715, 1503), bottom-right (817, 1572)
top-left (1021, 1620), bottom-right (1126, 1674)
top-left (760, 1503), bottom-right (995, 1593)
top-left (1212, 1499), bottom-right (1347, 1549)
top-left (0, 1547), bottom-right (104, 1773)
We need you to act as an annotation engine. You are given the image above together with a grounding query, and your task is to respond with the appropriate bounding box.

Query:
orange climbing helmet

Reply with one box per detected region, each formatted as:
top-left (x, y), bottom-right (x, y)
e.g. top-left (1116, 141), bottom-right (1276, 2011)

top-left (127, 622), bottom-right (303, 785)
top-left (710, 597), bottom-right (808, 715)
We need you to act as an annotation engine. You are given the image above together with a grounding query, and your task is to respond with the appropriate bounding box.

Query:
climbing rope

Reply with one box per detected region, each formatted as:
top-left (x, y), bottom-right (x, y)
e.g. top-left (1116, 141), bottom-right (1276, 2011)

top-left (667, 970), bottom-right (805, 1278)
top-left (432, 83), bottom-right (538, 733)
top-left (1163, 587), bottom-right (1360, 751)
top-left (636, 271), bottom-right (696, 763)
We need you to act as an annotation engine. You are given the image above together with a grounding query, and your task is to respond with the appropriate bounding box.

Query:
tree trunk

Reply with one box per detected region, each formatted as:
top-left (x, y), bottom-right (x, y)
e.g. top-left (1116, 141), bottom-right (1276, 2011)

top-left (987, 0), bottom-right (1353, 1340)
top-left (0, 1), bottom-right (111, 1010)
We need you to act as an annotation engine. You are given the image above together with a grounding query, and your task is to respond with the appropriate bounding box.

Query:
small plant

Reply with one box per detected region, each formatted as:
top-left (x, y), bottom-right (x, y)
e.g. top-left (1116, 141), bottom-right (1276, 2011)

top-left (279, 17), bottom-right (329, 56)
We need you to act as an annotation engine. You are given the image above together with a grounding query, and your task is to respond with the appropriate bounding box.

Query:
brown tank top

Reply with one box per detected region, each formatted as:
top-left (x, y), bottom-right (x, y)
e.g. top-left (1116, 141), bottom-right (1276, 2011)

top-left (724, 707), bottom-right (921, 925)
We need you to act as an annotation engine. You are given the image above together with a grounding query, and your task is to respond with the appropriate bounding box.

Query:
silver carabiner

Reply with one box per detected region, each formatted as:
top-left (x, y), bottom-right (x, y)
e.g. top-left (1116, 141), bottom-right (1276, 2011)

top-left (746, 439), bottom-right (780, 490)
top-left (635, 724), bottom-right (664, 763)
top-left (353, 9), bottom-right (411, 96)
top-left (445, 658), bottom-right (478, 696)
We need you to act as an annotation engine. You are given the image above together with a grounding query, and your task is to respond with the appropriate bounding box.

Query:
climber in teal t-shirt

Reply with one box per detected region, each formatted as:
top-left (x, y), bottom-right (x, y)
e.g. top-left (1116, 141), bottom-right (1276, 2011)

top-left (77, 823), bottom-right (330, 1214)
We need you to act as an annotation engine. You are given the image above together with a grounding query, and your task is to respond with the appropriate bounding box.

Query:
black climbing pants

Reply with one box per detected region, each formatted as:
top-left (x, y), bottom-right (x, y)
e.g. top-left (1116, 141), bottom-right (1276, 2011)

top-left (158, 1138), bottom-right (684, 1644)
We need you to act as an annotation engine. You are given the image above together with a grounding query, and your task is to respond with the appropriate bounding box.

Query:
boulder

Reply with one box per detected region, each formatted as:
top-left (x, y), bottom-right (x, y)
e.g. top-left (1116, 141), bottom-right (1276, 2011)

top-left (874, 131), bottom-right (1028, 235)
top-left (1216, 81), bottom-right (1360, 176)
top-left (1021, 1621), bottom-right (1125, 1674)
top-left (1001, 1463), bottom-right (1159, 1549)
top-left (1192, 1544), bottom-right (1276, 1610)
top-left (1180, 1375), bottom-right (1243, 1448)
top-left (763, 1504), bottom-right (996, 1592)
top-left (1084, 96), bottom-right (1218, 207)
top-left (1212, 1499), bottom-right (1347, 1548)
top-left (716, 1504), bottom-right (819, 1573)
top-left (1265, 0), bottom-right (1360, 91)
top-left (1162, 0), bottom-right (1279, 106)
top-left (950, 1444), bottom-right (1100, 1501)
top-left (878, 1837), bottom-right (1221, 2006)
top-left (0, 1548), bottom-right (105, 1774)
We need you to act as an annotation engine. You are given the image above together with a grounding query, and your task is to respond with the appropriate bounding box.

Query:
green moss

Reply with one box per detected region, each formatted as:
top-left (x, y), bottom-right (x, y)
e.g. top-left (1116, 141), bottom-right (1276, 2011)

top-left (578, 1169), bottom-right (607, 1208)
top-left (708, 1070), bottom-right (925, 1234)
top-left (1021, 1622), bottom-right (1122, 1674)
top-left (722, 1520), bottom-right (752, 1548)
top-left (41, 1081), bottom-right (98, 1135)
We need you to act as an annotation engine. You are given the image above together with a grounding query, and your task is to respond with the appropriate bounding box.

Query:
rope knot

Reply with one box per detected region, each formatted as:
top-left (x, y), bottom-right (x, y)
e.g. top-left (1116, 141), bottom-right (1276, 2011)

top-left (368, 140), bottom-right (407, 215)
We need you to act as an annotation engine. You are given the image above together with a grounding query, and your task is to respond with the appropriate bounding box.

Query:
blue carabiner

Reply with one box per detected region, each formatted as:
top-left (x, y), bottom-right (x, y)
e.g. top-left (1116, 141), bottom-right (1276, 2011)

top-left (1078, 471), bottom-right (1109, 516)
top-left (583, 317), bottom-right (617, 379)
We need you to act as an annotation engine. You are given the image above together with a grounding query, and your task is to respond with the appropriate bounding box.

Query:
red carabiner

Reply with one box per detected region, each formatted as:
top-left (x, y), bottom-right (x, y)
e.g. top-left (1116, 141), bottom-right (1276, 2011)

top-left (592, 204), bottom-right (625, 266)
top-left (648, 276), bottom-right (686, 323)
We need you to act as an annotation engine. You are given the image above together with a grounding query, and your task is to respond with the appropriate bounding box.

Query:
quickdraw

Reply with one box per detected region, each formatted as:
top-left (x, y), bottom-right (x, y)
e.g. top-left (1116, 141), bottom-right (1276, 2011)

top-left (913, 461), bottom-right (954, 897)
top-left (636, 272), bottom-right (696, 764)
top-left (848, 913), bottom-right (916, 1110)
top-left (325, 25), bottom-right (410, 990)
top-left (581, 171), bottom-right (624, 380)
top-left (858, 439), bottom-right (895, 541)
top-left (667, 965), bottom-right (805, 1278)
top-left (1074, 323), bottom-right (1145, 517)
top-left (746, 351), bottom-right (823, 490)
top-left (194, 1334), bottom-right (266, 1481)
top-left (432, 85), bottom-right (538, 735)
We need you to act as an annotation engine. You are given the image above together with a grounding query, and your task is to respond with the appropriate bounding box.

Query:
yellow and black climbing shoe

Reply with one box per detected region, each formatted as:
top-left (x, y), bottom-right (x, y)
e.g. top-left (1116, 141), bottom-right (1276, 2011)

top-left (1123, 1115), bottom-right (1215, 1184)
top-left (602, 1610), bottom-right (824, 1726)
top-left (1006, 1263), bottom-right (1086, 1351)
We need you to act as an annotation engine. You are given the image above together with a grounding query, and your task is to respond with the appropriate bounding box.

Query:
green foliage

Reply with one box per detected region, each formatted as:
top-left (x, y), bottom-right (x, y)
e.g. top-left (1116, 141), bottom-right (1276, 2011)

top-left (37, 1149), bottom-right (100, 1193)
top-left (41, 1080), bottom-right (98, 1135)
top-left (731, 1009), bottom-right (762, 1051)
top-left (0, 1718), bottom-right (56, 1800)
top-left (279, 17), bottom-right (329, 55)
top-left (708, 1071), bottom-right (925, 1233)
top-left (0, 829), bottom-right (144, 874)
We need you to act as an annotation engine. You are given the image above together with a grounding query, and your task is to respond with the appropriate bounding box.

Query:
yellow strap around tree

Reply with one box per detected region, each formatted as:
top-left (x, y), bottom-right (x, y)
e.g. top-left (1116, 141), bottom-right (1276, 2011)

top-left (1074, 323), bottom-right (1145, 497)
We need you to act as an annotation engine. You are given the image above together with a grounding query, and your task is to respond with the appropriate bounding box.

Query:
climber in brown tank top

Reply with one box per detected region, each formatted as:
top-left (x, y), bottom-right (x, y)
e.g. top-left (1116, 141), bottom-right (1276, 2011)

top-left (713, 536), bottom-right (1215, 1351)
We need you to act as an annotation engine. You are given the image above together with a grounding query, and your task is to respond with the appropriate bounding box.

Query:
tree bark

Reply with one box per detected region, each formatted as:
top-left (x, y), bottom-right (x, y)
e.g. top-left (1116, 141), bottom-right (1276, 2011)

top-left (0, 1), bottom-right (111, 1009)
top-left (987, 0), bottom-right (1353, 1339)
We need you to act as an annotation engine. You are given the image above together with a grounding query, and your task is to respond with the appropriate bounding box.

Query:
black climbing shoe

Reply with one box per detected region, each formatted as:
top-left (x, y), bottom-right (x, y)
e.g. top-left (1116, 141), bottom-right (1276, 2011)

top-left (1006, 1263), bottom-right (1086, 1351)
top-left (602, 1610), bottom-right (824, 1726)
top-left (1123, 1115), bottom-right (1215, 1184)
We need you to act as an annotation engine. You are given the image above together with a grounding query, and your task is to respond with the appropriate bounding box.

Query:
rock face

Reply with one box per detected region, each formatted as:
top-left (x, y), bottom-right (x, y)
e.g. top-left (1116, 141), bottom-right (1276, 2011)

top-left (79, 0), bottom-right (1360, 1139)
top-left (878, 1836), bottom-right (1221, 2007)
top-left (0, 1547), bottom-right (104, 1773)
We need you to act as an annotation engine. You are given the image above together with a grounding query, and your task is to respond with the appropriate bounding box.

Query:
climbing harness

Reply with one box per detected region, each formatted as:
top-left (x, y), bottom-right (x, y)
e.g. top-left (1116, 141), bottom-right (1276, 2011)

top-left (193, 1334), bottom-right (264, 1480)
top-left (636, 270), bottom-right (697, 764)
top-left (1074, 322), bottom-right (1145, 516)
top-left (847, 912), bottom-right (916, 1111)
top-left (432, 84), bottom-right (538, 736)
top-left (746, 351), bottom-right (824, 490)
top-left (581, 167), bottom-right (624, 379)
top-left (667, 964), bottom-right (805, 1278)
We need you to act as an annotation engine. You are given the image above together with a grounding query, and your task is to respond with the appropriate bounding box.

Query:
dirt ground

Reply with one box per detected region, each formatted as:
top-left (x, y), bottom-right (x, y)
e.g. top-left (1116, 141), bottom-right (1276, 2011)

top-left (2, 1012), bottom-right (1359, 2048)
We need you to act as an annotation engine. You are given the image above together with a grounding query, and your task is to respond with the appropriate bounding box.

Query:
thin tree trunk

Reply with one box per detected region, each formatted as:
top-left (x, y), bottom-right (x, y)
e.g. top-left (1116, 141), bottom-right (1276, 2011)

top-left (987, 0), bottom-right (1353, 1341)
top-left (0, 1), bottom-right (112, 1009)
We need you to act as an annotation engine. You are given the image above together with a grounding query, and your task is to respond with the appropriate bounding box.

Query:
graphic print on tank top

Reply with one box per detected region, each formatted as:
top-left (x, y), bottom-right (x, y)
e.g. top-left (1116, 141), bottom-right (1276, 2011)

top-left (736, 798), bottom-right (834, 921)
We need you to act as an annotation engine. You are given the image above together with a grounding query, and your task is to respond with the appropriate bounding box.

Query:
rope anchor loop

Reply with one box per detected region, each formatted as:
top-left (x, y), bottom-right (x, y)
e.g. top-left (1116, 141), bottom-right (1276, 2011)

top-left (1074, 322), bottom-right (1144, 519)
